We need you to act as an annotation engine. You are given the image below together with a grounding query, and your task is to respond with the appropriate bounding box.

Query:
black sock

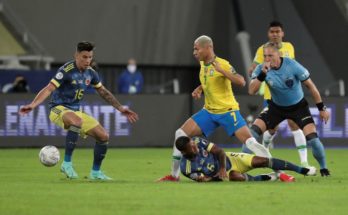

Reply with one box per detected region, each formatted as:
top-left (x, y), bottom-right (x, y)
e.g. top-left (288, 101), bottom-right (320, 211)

top-left (93, 142), bottom-right (108, 171)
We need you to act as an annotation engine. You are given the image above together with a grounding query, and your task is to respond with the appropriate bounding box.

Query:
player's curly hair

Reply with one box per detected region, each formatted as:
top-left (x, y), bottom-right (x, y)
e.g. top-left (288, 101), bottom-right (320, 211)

top-left (175, 136), bottom-right (190, 151)
top-left (77, 41), bottom-right (94, 52)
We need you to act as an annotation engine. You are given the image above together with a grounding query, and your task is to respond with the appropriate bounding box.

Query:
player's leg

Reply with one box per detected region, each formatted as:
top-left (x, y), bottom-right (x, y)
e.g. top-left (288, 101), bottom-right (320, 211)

top-left (262, 128), bottom-right (276, 149)
top-left (251, 156), bottom-right (316, 180)
top-left (292, 103), bottom-right (330, 176)
top-left (86, 122), bottom-right (112, 180)
top-left (302, 124), bottom-right (330, 176)
top-left (227, 153), bottom-right (275, 181)
top-left (49, 106), bottom-right (81, 179)
top-left (287, 119), bottom-right (309, 167)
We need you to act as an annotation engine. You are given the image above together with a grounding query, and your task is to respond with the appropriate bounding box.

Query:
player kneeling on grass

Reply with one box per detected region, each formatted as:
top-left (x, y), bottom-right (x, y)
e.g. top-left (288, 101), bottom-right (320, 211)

top-left (176, 136), bottom-right (316, 182)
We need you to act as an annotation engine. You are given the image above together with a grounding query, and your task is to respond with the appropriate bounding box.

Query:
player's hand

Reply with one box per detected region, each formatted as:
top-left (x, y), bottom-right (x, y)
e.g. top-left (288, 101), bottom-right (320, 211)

top-left (214, 168), bottom-right (228, 180)
top-left (196, 175), bottom-right (212, 182)
top-left (320, 110), bottom-right (330, 124)
top-left (119, 107), bottom-right (139, 123)
top-left (192, 87), bottom-right (203, 100)
top-left (262, 62), bottom-right (271, 73)
top-left (19, 104), bottom-right (34, 116)
top-left (212, 61), bottom-right (223, 74)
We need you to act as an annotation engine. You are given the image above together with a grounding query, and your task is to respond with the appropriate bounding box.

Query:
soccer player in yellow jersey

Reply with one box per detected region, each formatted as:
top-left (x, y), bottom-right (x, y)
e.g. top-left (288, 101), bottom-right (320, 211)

top-left (247, 21), bottom-right (310, 167)
top-left (158, 35), bottom-right (271, 182)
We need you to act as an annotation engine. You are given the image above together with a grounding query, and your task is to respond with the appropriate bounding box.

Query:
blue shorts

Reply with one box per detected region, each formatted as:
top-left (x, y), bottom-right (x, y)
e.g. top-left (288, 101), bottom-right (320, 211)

top-left (192, 109), bottom-right (247, 137)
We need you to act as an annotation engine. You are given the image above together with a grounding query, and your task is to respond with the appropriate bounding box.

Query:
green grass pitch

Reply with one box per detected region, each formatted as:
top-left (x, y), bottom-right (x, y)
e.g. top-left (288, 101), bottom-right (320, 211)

top-left (0, 148), bottom-right (347, 215)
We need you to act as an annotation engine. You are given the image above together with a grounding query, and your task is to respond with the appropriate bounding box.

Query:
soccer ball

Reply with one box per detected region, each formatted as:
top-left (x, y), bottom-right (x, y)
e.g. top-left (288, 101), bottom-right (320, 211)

top-left (39, 145), bottom-right (60, 167)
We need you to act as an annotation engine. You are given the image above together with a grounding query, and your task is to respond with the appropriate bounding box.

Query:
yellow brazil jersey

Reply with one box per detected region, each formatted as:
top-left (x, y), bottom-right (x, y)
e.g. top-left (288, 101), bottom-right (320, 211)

top-left (199, 57), bottom-right (239, 114)
top-left (253, 42), bottom-right (295, 100)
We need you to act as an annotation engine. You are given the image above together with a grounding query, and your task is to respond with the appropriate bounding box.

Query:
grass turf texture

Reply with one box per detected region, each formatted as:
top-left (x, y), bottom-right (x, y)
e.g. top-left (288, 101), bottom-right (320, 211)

top-left (0, 148), bottom-right (347, 215)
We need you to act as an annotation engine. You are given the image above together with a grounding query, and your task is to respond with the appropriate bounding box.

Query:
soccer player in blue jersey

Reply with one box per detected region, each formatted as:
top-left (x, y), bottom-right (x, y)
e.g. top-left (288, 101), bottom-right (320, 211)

top-left (176, 136), bottom-right (316, 182)
top-left (19, 41), bottom-right (139, 180)
top-left (248, 42), bottom-right (330, 176)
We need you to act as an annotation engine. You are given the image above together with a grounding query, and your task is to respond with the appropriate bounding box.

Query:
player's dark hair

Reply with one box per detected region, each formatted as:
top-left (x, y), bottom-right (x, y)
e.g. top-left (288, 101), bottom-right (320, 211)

top-left (175, 136), bottom-right (190, 151)
top-left (76, 41), bottom-right (94, 52)
top-left (269, 21), bottom-right (283, 29)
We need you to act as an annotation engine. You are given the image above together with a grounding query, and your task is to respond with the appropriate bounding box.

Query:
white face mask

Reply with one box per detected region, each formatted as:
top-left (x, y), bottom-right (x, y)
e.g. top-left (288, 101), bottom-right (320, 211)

top-left (127, 65), bottom-right (137, 74)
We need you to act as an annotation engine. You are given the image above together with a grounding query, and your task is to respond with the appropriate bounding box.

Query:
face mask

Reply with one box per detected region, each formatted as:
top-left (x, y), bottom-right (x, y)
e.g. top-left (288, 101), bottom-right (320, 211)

top-left (127, 65), bottom-right (137, 74)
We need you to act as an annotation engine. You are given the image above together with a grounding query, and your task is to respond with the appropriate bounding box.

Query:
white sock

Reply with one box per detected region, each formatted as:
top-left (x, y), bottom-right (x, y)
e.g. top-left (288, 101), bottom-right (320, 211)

top-left (170, 128), bottom-right (187, 178)
top-left (292, 129), bottom-right (308, 164)
top-left (171, 145), bottom-right (182, 178)
top-left (262, 130), bottom-right (276, 148)
top-left (246, 137), bottom-right (272, 158)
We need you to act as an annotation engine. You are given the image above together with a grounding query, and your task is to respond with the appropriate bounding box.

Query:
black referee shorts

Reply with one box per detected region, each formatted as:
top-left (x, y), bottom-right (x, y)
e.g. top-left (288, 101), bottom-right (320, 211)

top-left (258, 98), bottom-right (314, 130)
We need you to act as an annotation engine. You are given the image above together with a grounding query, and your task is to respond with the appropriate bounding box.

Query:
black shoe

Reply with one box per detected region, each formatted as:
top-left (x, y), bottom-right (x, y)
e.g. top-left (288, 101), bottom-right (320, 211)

top-left (320, 168), bottom-right (330, 177)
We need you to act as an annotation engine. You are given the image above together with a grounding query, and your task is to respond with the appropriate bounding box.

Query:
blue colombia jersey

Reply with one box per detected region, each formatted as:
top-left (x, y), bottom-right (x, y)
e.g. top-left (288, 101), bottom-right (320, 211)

top-left (180, 137), bottom-right (231, 180)
top-left (251, 57), bottom-right (310, 106)
top-left (49, 61), bottom-right (102, 111)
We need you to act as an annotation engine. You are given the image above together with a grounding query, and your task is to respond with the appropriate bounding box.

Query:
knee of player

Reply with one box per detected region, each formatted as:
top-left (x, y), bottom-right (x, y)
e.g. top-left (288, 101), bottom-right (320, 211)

top-left (305, 132), bottom-right (318, 141)
top-left (97, 132), bottom-right (109, 142)
top-left (175, 128), bottom-right (187, 140)
top-left (252, 156), bottom-right (269, 168)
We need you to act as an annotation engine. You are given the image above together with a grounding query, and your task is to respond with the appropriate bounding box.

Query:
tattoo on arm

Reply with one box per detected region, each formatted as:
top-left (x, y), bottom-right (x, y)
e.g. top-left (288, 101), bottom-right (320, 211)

top-left (97, 87), bottom-right (122, 110)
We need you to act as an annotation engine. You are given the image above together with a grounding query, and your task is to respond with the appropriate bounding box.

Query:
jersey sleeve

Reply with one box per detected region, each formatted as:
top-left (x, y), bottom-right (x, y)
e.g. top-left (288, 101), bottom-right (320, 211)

top-left (292, 60), bottom-right (310, 82)
top-left (253, 46), bottom-right (264, 64)
top-left (50, 66), bottom-right (68, 88)
top-left (251, 64), bottom-right (263, 79)
top-left (220, 60), bottom-right (237, 75)
top-left (90, 69), bottom-right (102, 89)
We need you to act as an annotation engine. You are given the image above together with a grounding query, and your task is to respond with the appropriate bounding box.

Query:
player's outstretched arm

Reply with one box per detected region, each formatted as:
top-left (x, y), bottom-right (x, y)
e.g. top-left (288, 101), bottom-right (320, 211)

top-left (96, 86), bottom-right (139, 123)
top-left (303, 79), bottom-right (330, 123)
top-left (19, 83), bottom-right (56, 116)
top-left (210, 144), bottom-right (228, 180)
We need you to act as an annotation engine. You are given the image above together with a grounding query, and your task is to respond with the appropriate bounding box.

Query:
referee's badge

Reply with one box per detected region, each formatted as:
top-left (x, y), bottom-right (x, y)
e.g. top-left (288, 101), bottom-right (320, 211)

top-left (285, 79), bottom-right (294, 88)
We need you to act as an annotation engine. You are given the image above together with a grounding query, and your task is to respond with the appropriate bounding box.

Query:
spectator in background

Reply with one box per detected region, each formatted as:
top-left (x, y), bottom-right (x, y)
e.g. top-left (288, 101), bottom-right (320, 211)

top-left (4, 75), bottom-right (30, 93)
top-left (117, 58), bottom-right (144, 94)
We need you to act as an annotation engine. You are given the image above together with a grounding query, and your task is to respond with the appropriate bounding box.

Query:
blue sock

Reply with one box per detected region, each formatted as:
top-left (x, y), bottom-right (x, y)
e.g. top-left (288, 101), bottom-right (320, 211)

top-left (245, 174), bottom-right (271, 181)
top-left (93, 142), bottom-right (108, 171)
top-left (269, 158), bottom-right (307, 174)
top-left (64, 125), bottom-right (80, 162)
top-left (307, 138), bottom-right (327, 169)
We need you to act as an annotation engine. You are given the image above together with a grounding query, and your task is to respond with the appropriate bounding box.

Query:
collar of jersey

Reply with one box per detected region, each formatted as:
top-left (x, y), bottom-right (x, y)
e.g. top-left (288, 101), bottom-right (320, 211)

top-left (203, 56), bottom-right (217, 66)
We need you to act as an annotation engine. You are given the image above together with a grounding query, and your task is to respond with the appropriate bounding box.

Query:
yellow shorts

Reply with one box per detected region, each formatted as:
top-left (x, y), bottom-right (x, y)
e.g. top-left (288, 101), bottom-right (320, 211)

top-left (49, 105), bottom-right (99, 138)
top-left (226, 152), bottom-right (254, 174)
